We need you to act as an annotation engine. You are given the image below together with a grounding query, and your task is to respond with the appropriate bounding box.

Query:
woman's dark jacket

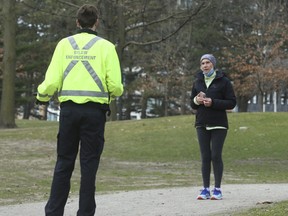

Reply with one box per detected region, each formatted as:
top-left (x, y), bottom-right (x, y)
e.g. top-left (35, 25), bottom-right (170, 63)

top-left (190, 70), bottom-right (236, 129)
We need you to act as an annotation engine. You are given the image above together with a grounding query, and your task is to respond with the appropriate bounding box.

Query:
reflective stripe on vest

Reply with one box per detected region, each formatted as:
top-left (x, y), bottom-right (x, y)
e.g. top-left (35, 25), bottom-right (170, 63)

top-left (59, 36), bottom-right (108, 98)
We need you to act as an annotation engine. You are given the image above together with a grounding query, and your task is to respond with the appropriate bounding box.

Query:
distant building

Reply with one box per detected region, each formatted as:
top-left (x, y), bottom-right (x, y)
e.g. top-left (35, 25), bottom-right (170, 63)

top-left (248, 92), bottom-right (288, 112)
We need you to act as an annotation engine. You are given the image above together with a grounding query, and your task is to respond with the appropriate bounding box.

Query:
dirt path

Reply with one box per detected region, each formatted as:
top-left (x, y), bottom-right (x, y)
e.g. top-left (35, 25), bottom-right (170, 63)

top-left (1, 184), bottom-right (288, 216)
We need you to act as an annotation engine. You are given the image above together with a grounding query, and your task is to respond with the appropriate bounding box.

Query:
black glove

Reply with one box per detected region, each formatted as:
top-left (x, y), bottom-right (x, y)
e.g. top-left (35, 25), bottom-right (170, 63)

top-left (35, 99), bottom-right (49, 106)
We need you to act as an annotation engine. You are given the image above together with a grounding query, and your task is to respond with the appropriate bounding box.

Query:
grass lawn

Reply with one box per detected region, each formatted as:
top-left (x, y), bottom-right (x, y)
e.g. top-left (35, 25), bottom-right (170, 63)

top-left (232, 200), bottom-right (288, 216)
top-left (0, 112), bottom-right (287, 215)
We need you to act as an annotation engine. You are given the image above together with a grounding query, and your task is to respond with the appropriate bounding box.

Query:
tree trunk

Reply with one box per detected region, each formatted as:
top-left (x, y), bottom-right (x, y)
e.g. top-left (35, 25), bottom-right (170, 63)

top-left (0, 0), bottom-right (16, 128)
top-left (124, 93), bottom-right (133, 120)
top-left (141, 94), bottom-right (148, 119)
top-left (101, 0), bottom-right (125, 121)
top-left (114, 1), bottom-right (125, 121)
top-left (237, 96), bottom-right (249, 112)
top-left (257, 94), bottom-right (264, 112)
top-left (164, 80), bottom-right (168, 116)
top-left (180, 78), bottom-right (187, 115)
top-left (23, 102), bottom-right (32, 119)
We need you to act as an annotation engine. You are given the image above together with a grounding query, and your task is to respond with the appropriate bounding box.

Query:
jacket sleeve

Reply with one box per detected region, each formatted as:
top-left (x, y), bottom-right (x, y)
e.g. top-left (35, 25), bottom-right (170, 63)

top-left (190, 82), bottom-right (200, 110)
top-left (211, 78), bottom-right (237, 110)
top-left (36, 42), bottom-right (63, 102)
top-left (105, 44), bottom-right (124, 101)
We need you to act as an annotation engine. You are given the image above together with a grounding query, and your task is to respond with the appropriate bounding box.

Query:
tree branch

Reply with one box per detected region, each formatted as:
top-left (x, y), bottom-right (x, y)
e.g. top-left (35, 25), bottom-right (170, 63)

top-left (57, 1), bottom-right (80, 8)
top-left (124, 2), bottom-right (210, 48)
top-left (126, 10), bottom-right (191, 33)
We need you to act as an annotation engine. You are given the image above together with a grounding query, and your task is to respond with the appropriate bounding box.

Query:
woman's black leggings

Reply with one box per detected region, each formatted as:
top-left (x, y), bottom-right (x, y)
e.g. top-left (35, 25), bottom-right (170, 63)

top-left (196, 128), bottom-right (227, 188)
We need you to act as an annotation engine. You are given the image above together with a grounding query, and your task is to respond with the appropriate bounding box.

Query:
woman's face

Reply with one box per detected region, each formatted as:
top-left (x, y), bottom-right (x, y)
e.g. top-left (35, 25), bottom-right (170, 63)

top-left (200, 59), bottom-right (213, 73)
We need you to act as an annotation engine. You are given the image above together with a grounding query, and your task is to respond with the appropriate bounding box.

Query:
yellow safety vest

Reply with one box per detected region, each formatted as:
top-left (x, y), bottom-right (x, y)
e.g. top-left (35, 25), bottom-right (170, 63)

top-left (37, 32), bottom-right (123, 104)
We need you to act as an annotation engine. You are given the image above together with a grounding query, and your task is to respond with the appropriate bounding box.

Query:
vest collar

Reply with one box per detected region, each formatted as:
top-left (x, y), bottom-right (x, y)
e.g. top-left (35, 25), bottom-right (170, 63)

top-left (77, 28), bottom-right (98, 36)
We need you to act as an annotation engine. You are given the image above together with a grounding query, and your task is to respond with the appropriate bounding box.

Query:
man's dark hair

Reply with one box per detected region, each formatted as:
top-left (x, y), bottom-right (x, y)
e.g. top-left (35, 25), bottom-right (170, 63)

top-left (77, 4), bottom-right (99, 28)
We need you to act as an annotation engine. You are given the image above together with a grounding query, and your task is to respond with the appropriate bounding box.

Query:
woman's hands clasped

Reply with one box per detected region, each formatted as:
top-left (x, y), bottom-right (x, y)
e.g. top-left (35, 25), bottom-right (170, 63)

top-left (196, 91), bottom-right (212, 107)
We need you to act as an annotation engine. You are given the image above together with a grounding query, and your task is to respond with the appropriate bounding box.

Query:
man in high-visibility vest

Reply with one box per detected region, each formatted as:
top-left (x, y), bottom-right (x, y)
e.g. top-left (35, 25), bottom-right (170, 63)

top-left (36, 4), bottom-right (123, 216)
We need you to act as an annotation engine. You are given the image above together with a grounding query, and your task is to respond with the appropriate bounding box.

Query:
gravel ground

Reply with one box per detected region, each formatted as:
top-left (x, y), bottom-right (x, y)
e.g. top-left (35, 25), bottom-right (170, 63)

top-left (1, 184), bottom-right (288, 216)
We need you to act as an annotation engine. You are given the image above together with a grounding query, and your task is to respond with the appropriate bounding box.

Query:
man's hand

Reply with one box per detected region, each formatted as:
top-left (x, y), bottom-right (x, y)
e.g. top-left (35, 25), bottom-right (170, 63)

top-left (35, 99), bottom-right (49, 106)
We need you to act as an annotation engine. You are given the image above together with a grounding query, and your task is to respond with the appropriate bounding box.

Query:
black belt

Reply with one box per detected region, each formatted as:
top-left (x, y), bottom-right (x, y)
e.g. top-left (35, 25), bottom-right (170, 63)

top-left (60, 100), bottom-right (110, 115)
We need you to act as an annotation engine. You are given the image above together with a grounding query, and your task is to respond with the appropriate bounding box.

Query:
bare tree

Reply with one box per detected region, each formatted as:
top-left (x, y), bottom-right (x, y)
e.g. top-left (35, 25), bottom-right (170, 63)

top-left (98, 0), bottom-right (210, 119)
top-left (225, 0), bottom-right (288, 112)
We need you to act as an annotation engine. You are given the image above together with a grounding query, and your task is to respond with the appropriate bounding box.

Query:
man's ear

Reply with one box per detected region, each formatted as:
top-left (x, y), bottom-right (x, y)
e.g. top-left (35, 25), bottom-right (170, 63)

top-left (95, 19), bottom-right (99, 28)
top-left (76, 19), bottom-right (81, 28)
top-left (91, 19), bottom-right (99, 31)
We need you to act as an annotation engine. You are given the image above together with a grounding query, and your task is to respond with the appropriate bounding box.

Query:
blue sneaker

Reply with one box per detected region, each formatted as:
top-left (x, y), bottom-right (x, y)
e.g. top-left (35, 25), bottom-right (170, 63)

top-left (211, 188), bottom-right (222, 200)
top-left (197, 188), bottom-right (211, 200)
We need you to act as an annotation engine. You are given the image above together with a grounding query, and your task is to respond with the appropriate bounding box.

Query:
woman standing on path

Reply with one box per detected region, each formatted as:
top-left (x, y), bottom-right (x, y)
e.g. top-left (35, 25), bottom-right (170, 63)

top-left (190, 54), bottom-right (236, 200)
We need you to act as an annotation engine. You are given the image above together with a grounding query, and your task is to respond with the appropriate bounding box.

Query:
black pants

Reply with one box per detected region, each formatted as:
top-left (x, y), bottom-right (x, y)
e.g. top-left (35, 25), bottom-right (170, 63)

top-left (196, 128), bottom-right (227, 189)
top-left (45, 102), bottom-right (106, 216)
